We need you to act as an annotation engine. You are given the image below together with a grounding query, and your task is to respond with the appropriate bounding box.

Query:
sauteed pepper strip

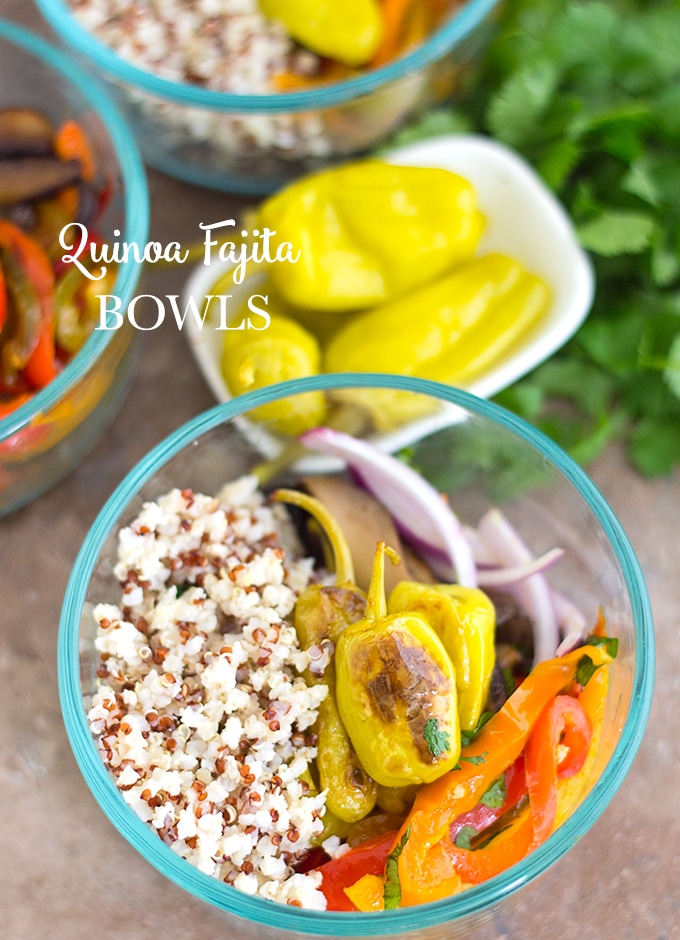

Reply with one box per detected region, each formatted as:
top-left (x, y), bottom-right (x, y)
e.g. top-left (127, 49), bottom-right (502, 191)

top-left (393, 642), bottom-right (613, 907)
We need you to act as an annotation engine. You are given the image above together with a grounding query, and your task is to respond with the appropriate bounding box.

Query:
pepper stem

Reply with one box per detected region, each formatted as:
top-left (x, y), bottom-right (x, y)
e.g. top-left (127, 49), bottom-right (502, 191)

top-left (366, 541), bottom-right (401, 621)
top-left (272, 488), bottom-right (355, 585)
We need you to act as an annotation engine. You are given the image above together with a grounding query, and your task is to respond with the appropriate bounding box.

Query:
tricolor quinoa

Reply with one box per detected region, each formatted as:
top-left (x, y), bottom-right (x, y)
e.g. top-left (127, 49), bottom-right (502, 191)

top-left (87, 476), bottom-right (344, 909)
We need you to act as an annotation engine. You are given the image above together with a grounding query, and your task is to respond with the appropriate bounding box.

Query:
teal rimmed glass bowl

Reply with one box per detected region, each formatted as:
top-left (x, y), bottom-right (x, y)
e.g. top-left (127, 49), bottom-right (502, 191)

top-left (0, 20), bottom-right (148, 515)
top-left (36, 0), bottom-right (502, 194)
top-left (59, 374), bottom-right (654, 938)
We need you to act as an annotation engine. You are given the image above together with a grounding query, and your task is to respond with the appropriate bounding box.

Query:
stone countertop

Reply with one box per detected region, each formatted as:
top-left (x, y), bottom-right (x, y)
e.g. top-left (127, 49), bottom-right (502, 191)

top-left (1, 2), bottom-right (678, 938)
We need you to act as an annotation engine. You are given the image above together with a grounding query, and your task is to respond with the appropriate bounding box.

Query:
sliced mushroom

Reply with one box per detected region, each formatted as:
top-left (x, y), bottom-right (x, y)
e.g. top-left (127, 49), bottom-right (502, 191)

top-left (0, 109), bottom-right (54, 158)
top-left (0, 157), bottom-right (81, 204)
top-left (300, 474), bottom-right (434, 593)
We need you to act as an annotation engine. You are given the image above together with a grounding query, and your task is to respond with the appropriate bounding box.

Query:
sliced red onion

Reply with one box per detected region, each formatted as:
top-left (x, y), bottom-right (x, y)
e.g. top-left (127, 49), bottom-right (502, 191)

top-left (300, 427), bottom-right (477, 587)
top-left (476, 547), bottom-right (564, 587)
top-left (553, 590), bottom-right (588, 655)
top-left (477, 508), bottom-right (560, 665)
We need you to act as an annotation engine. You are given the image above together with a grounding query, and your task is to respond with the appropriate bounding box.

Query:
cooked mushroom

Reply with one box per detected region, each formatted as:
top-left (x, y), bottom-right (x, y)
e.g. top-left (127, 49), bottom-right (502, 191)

top-left (300, 475), bottom-right (435, 592)
top-left (0, 157), bottom-right (82, 204)
top-left (0, 108), bottom-right (54, 158)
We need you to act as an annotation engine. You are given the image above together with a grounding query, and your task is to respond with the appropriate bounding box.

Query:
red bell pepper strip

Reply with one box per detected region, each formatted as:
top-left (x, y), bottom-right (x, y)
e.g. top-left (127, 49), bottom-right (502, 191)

top-left (448, 755), bottom-right (527, 846)
top-left (395, 643), bottom-right (613, 907)
top-left (317, 829), bottom-right (398, 911)
top-left (524, 694), bottom-right (592, 846)
top-left (0, 221), bottom-right (57, 389)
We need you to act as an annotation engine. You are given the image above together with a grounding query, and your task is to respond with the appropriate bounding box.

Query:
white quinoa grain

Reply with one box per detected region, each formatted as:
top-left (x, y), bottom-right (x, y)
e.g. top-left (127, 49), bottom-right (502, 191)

top-left (88, 476), bottom-right (334, 908)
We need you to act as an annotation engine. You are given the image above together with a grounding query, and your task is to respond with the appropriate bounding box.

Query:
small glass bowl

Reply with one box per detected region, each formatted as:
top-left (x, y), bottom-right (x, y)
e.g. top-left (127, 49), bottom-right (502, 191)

top-left (0, 20), bottom-right (149, 516)
top-left (59, 373), bottom-right (654, 939)
top-left (36, 0), bottom-right (502, 194)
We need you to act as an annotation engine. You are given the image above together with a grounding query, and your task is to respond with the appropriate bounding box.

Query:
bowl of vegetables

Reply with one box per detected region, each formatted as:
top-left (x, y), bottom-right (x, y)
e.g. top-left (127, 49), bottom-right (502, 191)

top-left (35, 0), bottom-right (502, 193)
top-left (0, 20), bottom-right (148, 515)
top-left (59, 373), bottom-right (653, 937)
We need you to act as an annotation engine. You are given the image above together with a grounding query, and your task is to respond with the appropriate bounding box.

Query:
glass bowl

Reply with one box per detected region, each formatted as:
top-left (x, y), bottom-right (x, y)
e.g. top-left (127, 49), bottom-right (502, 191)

top-left (0, 20), bottom-right (148, 516)
top-left (35, 0), bottom-right (502, 194)
top-left (59, 374), bottom-right (653, 939)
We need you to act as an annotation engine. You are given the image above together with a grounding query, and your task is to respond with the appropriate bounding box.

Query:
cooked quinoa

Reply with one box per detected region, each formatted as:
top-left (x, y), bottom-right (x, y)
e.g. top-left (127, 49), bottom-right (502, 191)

top-left (87, 476), bottom-right (345, 909)
top-left (68, 0), bottom-right (320, 93)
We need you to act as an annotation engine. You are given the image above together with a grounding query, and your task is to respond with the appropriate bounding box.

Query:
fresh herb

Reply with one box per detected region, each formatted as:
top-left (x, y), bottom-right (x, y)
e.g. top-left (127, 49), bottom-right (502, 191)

top-left (586, 633), bottom-right (619, 658)
top-left (480, 774), bottom-right (508, 809)
top-left (454, 825), bottom-right (478, 850)
top-left (423, 718), bottom-right (452, 758)
top-left (575, 653), bottom-right (599, 687)
top-left (383, 826), bottom-right (410, 910)
top-left (388, 0), bottom-right (680, 476)
top-left (460, 710), bottom-right (494, 749)
top-left (460, 751), bottom-right (488, 767)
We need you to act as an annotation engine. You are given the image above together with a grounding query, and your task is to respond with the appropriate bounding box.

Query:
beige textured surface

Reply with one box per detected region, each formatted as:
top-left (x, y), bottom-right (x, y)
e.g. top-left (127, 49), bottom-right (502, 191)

top-left (1, 2), bottom-right (678, 937)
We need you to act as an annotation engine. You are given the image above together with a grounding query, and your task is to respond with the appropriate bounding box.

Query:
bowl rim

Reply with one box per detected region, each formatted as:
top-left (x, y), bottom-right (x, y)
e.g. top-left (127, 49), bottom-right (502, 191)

top-left (59, 373), bottom-right (655, 935)
top-left (0, 19), bottom-right (149, 441)
top-left (35, 0), bottom-right (501, 112)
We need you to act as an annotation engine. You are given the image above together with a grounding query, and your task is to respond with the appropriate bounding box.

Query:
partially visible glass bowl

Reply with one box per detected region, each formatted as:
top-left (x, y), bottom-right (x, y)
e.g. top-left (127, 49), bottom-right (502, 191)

top-left (36, 0), bottom-right (502, 194)
top-left (60, 373), bottom-right (653, 939)
top-left (0, 21), bottom-right (148, 516)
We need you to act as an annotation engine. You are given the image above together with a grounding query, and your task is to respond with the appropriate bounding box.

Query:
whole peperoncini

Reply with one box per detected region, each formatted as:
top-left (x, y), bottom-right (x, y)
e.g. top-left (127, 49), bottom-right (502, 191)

top-left (260, 0), bottom-right (383, 67)
top-left (257, 160), bottom-right (484, 312)
top-left (221, 311), bottom-right (326, 435)
top-left (388, 582), bottom-right (496, 733)
top-left (324, 253), bottom-right (550, 427)
top-left (335, 542), bottom-right (461, 788)
top-left (273, 488), bottom-right (377, 823)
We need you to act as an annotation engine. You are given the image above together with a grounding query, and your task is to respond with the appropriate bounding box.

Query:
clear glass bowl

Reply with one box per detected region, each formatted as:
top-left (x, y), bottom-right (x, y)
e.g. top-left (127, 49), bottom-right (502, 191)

top-left (59, 374), bottom-right (654, 939)
top-left (36, 0), bottom-right (502, 194)
top-left (0, 20), bottom-right (149, 516)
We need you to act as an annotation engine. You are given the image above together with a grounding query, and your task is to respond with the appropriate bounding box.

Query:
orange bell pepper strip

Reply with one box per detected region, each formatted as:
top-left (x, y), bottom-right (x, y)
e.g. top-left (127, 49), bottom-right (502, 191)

top-left (0, 221), bottom-right (57, 389)
top-left (395, 643), bottom-right (613, 907)
top-left (524, 694), bottom-right (592, 846)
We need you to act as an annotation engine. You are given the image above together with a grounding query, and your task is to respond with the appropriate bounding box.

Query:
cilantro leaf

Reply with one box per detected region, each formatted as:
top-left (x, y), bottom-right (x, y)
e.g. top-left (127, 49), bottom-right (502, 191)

top-left (480, 775), bottom-right (507, 810)
top-left (577, 211), bottom-right (656, 256)
top-left (575, 654), bottom-right (598, 687)
top-left (454, 825), bottom-right (478, 850)
top-left (383, 826), bottom-right (410, 910)
top-left (423, 718), bottom-right (451, 758)
top-left (461, 751), bottom-right (488, 767)
top-left (460, 711), bottom-right (493, 749)
top-left (586, 634), bottom-right (619, 658)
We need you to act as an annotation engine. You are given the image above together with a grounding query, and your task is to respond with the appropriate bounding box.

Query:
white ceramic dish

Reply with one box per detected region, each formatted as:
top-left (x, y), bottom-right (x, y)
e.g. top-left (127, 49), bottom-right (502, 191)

top-left (182, 134), bottom-right (594, 458)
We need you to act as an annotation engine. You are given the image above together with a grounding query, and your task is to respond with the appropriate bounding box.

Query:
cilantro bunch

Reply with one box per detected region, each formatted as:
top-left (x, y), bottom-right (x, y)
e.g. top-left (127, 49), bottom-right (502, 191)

top-left (396, 0), bottom-right (680, 475)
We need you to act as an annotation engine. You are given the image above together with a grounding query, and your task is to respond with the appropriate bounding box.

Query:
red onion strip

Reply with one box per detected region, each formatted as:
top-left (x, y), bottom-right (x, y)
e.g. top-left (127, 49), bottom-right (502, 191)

top-left (553, 590), bottom-right (588, 655)
top-left (477, 508), bottom-right (560, 665)
top-left (476, 547), bottom-right (565, 587)
top-left (300, 427), bottom-right (477, 587)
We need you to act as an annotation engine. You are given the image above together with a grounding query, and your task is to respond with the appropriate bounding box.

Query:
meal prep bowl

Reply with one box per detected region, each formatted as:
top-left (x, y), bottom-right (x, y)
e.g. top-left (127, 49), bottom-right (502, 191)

top-left (60, 374), bottom-right (653, 939)
top-left (0, 21), bottom-right (148, 516)
top-left (36, 0), bottom-right (502, 194)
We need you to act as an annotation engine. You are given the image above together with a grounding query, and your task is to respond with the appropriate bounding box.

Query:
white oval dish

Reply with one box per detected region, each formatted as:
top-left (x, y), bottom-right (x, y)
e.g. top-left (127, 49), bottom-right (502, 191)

top-left (182, 134), bottom-right (594, 458)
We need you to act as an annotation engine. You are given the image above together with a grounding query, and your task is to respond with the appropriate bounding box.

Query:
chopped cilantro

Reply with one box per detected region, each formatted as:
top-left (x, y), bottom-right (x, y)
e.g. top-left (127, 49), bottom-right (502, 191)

top-left (576, 654), bottom-right (598, 687)
top-left (586, 634), bottom-right (619, 658)
top-left (461, 751), bottom-right (488, 767)
top-left (460, 711), bottom-right (494, 749)
top-left (383, 826), bottom-right (410, 910)
top-left (454, 825), bottom-right (478, 850)
top-left (423, 718), bottom-right (451, 758)
top-left (480, 775), bottom-right (507, 810)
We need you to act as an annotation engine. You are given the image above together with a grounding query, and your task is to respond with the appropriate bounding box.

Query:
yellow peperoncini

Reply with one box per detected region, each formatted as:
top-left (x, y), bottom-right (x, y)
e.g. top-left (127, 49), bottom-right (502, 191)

top-left (221, 311), bottom-right (326, 435)
top-left (273, 489), bottom-right (377, 824)
top-left (388, 582), bottom-right (496, 733)
top-left (260, 0), bottom-right (383, 67)
top-left (335, 542), bottom-right (461, 788)
top-left (257, 160), bottom-right (484, 312)
top-left (324, 252), bottom-right (550, 428)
